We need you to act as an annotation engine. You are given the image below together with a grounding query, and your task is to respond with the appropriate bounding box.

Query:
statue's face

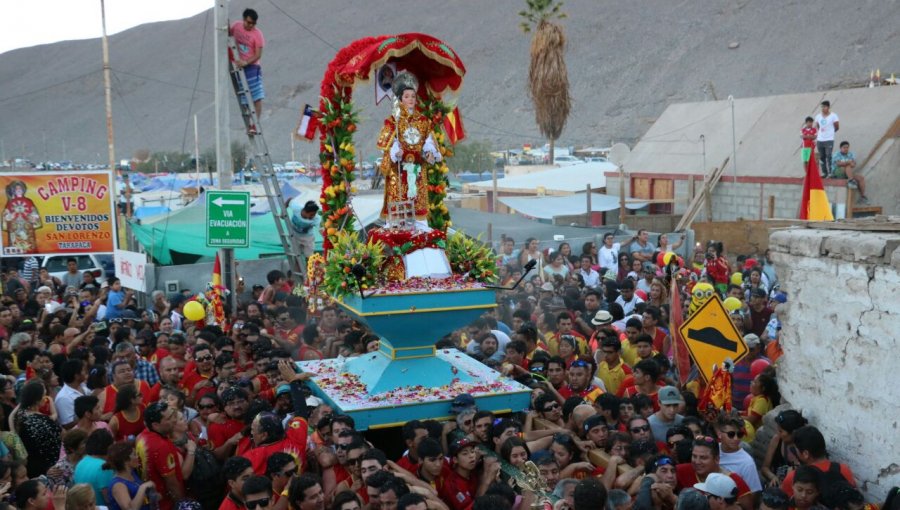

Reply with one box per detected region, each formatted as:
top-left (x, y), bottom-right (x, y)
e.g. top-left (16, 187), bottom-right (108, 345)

top-left (401, 89), bottom-right (416, 110)
top-left (14, 185), bottom-right (24, 197)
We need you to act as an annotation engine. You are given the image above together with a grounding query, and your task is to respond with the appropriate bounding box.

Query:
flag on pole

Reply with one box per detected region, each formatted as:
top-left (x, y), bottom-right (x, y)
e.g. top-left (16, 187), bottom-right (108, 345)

top-left (296, 104), bottom-right (321, 141)
top-left (670, 279), bottom-right (692, 385)
top-left (799, 151), bottom-right (834, 220)
top-left (212, 252), bottom-right (222, 288)
top-left (443, 106), bottom-right (466, 144)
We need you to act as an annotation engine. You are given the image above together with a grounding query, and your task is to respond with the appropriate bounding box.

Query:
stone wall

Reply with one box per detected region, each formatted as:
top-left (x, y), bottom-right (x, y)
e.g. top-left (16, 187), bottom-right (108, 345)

top-left (769, 221), bottom-right (900, 501)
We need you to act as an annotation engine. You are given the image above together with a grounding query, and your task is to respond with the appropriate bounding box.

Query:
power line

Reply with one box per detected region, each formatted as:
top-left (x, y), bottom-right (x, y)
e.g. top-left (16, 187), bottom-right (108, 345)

top-left (110, 69), bottom-right (213, 95)
top-left (0, 69), bottom-right (102, 103)
top-left (181, 10), bottom-right (211, 154)
top-left (266, 0), bottom-right (337, 51)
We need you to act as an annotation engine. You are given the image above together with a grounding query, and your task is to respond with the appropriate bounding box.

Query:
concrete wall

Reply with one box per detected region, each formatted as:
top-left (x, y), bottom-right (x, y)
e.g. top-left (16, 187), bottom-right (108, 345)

top-left (606, 175), bottom-right (854, 222)
top-left (769, 223), bottom-right (900, 501)
top-left (143, 257), bottom-right (288, 297)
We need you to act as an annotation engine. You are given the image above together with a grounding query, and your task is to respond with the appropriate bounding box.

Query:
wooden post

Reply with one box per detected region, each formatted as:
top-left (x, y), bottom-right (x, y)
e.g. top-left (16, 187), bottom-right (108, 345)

top-left (768, 196), bottom-right (775, 219)
top-left (758, 183), bottom-right (764, 220)
top-left (487, 222), bottom-right (493, 245)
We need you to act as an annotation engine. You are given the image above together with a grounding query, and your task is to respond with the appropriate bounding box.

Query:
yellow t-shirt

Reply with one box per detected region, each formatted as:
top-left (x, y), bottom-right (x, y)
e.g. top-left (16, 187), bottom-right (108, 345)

top-left (597, 361), bottom-right (630, 396)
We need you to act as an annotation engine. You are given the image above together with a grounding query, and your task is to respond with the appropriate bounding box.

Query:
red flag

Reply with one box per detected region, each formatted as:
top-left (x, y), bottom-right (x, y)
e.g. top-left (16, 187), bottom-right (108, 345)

top-left (212, 252), bottom-right (222, 288)
top-left (443, 106), bottom-right (465, 144)
top-left (296, 104), bottom-right (321, 141)
top-left (670, 279), bottom-right (691, 385)
top-left (799, 151), bottom-right (833, 220)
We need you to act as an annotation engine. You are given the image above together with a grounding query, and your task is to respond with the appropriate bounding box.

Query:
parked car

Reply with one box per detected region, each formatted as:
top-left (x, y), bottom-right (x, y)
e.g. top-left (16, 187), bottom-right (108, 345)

top-left (553, 155), bottom-right (583, 166)
top-left (284, 161), bottom-right (306, 173)
top-left (42, 254), bottom-right (107, 286)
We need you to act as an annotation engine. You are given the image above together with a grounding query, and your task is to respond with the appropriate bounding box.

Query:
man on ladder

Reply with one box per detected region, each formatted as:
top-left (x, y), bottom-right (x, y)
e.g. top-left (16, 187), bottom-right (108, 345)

top-left (230, 8), bottom-right (265, 128)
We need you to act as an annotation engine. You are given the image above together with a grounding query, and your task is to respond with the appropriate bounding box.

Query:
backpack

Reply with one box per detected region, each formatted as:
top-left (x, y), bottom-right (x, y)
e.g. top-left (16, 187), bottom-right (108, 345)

top-left (816, 461), bottom-right (854, 508)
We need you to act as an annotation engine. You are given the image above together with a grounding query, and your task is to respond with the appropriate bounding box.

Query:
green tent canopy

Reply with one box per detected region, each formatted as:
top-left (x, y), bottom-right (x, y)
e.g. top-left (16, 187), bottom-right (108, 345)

top-left (129, 198), bottom-right (322, 265)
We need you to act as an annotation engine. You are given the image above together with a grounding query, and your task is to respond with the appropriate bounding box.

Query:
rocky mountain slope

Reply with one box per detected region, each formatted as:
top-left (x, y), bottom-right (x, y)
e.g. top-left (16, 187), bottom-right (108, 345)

top-left (1, 0), bottom-right (898, 165)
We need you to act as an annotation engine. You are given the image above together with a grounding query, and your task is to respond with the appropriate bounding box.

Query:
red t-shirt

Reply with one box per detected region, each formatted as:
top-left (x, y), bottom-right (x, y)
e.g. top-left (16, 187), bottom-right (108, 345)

top-left (149, 348), bottom-right (171, 370)
top-left (208, 417), bottom-right (245, 449)
top-left (112, 405), bottom-right (146, 441)
top-left (620, 385), bottom-right (661, 412)
top-left (243, 416), bottom-right (309, 475)
top-left (218, 495), bottom-right (243, 510)
top-left (103, 381), bottom-right (153, 414)
top-left (396, 453), bottom-right (419, 474)
top-left (182, 369), bottom-right (215, 400)
top-left (675, 463), bottom-right (751, 499)
top-left (438, 465), bottom-right (477, 510)
top-left (801, 126), bottom-right (817, 148)
top-left (558, 384), bottom-right (604, 403)
top-left (648, 328), bottom-right (667, 353)
top-left (136, 429), bottom-right (184, 510)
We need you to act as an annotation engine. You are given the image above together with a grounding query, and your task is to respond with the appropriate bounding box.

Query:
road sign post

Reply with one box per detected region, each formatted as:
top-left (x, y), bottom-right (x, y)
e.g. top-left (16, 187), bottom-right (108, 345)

top-left (206, 191), bottom-right (251, 248)
top-left (678, 295), bottom-right (748, 383)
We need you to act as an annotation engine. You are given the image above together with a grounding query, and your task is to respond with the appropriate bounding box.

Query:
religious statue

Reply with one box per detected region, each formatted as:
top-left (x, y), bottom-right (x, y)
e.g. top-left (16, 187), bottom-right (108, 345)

top-left (376, 71), bottom-right (442, 220)
top-left (2, 180), bottom-right (42, 254)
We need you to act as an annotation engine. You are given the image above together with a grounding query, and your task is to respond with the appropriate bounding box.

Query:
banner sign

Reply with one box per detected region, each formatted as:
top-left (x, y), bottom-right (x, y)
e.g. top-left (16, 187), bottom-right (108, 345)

top-left (0, 171), bottom-right (117, 256)
top-left (113, 249), bottom-right (148, 293)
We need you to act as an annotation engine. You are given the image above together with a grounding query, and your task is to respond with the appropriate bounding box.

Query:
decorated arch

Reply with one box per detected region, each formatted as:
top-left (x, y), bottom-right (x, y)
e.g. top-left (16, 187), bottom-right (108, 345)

top-left (314, 33), bottom-right (466, 251)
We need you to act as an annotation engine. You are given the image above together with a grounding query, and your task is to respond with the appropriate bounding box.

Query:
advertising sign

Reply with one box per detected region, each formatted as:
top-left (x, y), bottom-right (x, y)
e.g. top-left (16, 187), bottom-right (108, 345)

top-left (0, 171), bottom-right (117, 256)
top-left (114, 249), bottom-right (148, 293)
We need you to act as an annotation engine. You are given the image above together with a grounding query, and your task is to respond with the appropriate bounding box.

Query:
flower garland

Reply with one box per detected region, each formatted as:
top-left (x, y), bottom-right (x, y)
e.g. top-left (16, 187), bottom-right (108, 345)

top-left (421, 95), bottom-right (454, 231)
top-left (323, 230), bottom-right (385, 298)
top-left (318, 91), bottom-right (359, 251)
top-left (445, 231), bottom-right (498, 283)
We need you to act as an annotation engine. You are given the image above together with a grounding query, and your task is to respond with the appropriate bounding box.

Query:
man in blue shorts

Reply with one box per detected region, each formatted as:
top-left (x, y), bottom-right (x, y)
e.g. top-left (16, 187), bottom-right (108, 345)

top-left (230, 8), bottom-right (266, 122)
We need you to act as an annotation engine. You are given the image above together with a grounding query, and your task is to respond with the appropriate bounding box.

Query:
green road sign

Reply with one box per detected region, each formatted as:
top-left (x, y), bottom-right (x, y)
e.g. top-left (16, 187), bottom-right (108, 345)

top-left (206, 191), bottom-right (251, 248)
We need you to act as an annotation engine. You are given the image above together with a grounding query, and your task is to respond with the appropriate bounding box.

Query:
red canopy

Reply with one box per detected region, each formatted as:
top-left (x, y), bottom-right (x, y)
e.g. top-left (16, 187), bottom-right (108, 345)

top-left (320, 33), bottom-right (466, 101)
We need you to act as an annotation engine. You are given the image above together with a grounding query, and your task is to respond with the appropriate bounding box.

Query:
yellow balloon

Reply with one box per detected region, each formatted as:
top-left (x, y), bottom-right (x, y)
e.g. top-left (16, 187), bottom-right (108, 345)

top-left (723, 297), bottom-right (743, 311)
top-left (663, 251), bottom-right (676, 266)
top-left (730, 272), bottom-right (743, 286)
top-left (183, 301), bottom-right (206, 321)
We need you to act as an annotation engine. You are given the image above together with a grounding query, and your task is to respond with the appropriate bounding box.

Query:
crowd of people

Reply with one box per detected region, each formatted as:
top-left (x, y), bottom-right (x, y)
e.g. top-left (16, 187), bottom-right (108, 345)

top-left (0, 229), bottom-right (893, 510)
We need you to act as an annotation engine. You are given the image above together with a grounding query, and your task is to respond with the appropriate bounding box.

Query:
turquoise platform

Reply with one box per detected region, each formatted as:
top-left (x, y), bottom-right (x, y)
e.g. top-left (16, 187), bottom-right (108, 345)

top-left (297, 287), bottom-right (532, 430)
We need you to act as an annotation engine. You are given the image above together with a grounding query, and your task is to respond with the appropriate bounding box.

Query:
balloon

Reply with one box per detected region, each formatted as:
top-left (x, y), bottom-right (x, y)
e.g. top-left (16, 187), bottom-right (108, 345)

top-left (750, 358), bottom-right (771, 379)
top-left (723, 297), bottom-right (743, 312)
top-left (635, 289), bottom-right (648, 300)
top-left (730, 272), bottom-right (744, 286)
top-left (663, 251), bottom-right (677, 266)
top-left (656, 252), bottom-right (666, 267)
top-left (183, 301), bottom-right (206, 321)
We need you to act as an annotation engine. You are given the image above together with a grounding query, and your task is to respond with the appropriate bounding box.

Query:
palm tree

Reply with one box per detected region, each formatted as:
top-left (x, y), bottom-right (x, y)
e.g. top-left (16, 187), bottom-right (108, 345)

top-left (519, 0), bottom-right (571, 165)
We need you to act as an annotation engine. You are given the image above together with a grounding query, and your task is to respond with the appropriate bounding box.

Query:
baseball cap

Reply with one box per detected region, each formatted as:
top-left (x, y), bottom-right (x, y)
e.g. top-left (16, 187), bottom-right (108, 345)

top-left (591, 310), bottom-right (613, 326)
top-left (658, 386), bottom-right (682, 406)
top-left (694, 472), bottom-right (738, 499)
top-left (276, 384), bottom-right (291, 397)
top-left (642, 262), bottom-right (656, 272)
top-left (450, 393), bottom-right (476, 414)
top-left (583, 414), bottom-right (606, 434)
top-left (449, 437), bottom-right (477, 457)
top-left (36, 286), bottom-right (51, 294)
top-left (743, 333), bottom-right (761, 348)
top-left (772, 292), bottom-right (787, 304)
top-left (540, 282), bottom-right (554, 292)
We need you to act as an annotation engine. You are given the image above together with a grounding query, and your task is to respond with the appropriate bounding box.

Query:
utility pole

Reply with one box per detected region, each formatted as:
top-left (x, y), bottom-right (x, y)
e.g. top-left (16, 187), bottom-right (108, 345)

top-left (214, 0), bottom-right (236, 311)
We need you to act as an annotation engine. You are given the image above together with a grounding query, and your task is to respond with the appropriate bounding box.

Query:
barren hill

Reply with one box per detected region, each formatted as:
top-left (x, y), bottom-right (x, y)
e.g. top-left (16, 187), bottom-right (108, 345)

top-left (1, 0), bottom-right (898, 166)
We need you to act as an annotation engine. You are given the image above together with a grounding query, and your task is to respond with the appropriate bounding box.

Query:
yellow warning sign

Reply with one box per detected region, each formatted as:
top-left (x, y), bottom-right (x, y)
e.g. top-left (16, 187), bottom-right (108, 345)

top-left (678, 295), bottom-right (748, 383)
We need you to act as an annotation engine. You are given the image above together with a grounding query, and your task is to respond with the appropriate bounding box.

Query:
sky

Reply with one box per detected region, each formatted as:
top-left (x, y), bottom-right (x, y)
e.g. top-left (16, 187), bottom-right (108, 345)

top-left (2, 0), bottom-right (212, 55)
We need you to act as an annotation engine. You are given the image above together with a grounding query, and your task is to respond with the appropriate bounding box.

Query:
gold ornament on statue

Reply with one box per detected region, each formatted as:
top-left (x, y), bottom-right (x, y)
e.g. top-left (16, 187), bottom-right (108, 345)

top-left (516, 461), bottom-right (553, 510)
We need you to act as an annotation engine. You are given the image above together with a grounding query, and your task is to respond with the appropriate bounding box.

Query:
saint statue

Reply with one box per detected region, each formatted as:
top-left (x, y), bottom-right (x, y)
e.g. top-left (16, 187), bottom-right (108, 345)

top-left (2, 180), bottom-right (41, 254)
top-left (376, 71), bottom-right (442, 220)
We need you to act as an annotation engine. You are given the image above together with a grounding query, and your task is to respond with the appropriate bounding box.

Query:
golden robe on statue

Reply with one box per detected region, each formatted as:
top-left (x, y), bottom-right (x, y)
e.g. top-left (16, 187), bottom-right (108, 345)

top-left (377, 104), bottom-right (440, 220)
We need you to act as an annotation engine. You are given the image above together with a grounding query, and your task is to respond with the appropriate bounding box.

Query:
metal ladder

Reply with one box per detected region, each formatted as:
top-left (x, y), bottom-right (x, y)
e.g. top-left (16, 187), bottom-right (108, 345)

top-left (227, 38), bottom-right (305, 276)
